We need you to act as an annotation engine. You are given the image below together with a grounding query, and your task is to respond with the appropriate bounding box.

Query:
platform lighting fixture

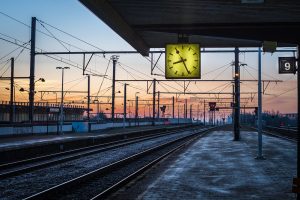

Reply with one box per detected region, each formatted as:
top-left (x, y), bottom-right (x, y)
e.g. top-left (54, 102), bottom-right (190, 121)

top-left (19, 88), bottom-right (37, 93)
top-left (56, 66), bottom-right (70, 135)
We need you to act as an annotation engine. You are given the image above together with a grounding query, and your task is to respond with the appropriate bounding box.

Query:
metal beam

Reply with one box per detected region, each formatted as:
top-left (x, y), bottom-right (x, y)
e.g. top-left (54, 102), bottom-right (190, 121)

top-left (34, 49), bottom-right (296, 55)
top-left (0, 76), bottom-right (29, 80)
top-left (116, 79), bottom-right (282, 82)
top-left (39, 90), bottom-right (88, 93)
top-left (156, 92), bottom-right (256, 95)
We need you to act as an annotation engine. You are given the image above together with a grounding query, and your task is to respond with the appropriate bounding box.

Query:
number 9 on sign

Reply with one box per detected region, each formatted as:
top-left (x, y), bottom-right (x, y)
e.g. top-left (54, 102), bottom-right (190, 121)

top-left (278, 57), bottom-right (296, 74)
top-left (284, 62), bottom-right (291, 71)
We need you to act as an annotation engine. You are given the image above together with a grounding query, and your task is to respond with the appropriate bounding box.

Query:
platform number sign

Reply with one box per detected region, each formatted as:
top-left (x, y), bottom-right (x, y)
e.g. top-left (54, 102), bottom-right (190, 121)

top-left (278, 57), bottom-right (296, 74)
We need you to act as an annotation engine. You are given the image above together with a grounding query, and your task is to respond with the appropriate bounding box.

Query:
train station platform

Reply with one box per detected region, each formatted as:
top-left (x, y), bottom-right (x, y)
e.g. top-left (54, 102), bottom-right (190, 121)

top-left (0, 124), bottom-right (193, 163)
top-left (114, 130), bottom-right (296, 199)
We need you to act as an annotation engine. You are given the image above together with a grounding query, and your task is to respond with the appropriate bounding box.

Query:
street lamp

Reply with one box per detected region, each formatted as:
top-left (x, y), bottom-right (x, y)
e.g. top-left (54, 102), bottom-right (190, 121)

top-left (56, 66), bottom-right (70, 135)
top-left (35, 78), bottom-right (45, 84)
top-left (94, 99), bottom-right (101, 122)
top-left (19, 87), bottom-right (37, 93)
top-left (19, 77), bottom-right (45, 93)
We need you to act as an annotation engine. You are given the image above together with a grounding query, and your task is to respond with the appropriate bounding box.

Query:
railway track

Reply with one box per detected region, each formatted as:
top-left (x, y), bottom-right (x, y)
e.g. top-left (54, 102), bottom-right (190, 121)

top-left (0, 126), bottom-right (199, 179)
top-left (249, 126), bottom-right (296, 142)
top-left (23, 126), bottom-right (214, 200)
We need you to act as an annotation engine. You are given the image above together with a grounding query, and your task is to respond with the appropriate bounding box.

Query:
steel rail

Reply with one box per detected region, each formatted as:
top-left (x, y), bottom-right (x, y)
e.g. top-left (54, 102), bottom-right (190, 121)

top-left (0, 126), bottom-right (194, 179)
top-left (250, 126), bottom-right (296, 142)
top-left (23, 126), bottom-right (215, 200)
top-left (91, 127), bottom-right (213, 200)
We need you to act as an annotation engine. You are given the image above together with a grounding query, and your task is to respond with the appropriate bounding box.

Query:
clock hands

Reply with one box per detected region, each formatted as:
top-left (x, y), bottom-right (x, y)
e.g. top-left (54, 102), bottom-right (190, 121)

top-left (174, 48), bottom-right (191, 74)
top-left (181, 58), bottom-right (191, 74)
top-left (173, 58), bottom-right (187, 65)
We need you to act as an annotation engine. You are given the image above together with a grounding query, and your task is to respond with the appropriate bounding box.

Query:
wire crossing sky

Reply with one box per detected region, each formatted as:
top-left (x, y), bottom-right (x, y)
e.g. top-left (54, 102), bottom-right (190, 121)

top-left (0, 0), bottom-right (297, 116)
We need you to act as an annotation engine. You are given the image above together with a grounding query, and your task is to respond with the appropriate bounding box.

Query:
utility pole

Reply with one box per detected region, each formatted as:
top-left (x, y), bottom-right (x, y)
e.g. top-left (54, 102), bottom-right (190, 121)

top-left (234, 47), bottom-right (240, 140)
top-left (184, 99), bottom-right (187, 119)
top-left (172, 96), bottom-right (175, 118)
top-left (10, 57), bottom-right (14, 123)
top-left (197, 104), bottom-right (200, 123)
top-left (29, 17), bottom-right (36, 123)
top-left (135, 95), bottom-right (139, 126)
top-left (123, 83), bottom-right (127, 128)
top-left (111, 55), bottom-right (119, 122)
top-left (56, 67), bottom-right (69, 135)
top-left (177, 103), bottom-right (180, 124)
top-left (157, 91), bottom-right (160, 119)
top-left (232, 84), bottom-right (235, 125)
top-left (190, 104), bottom-right (192, 120)
top-left (87, 75), bottom-right (90, 121)
top-left (257, 47), bottom-right (264, 159)
top-left (152, 79), bottom-right (156, 126)
top-left (204, 100), bottom-right (206, 126)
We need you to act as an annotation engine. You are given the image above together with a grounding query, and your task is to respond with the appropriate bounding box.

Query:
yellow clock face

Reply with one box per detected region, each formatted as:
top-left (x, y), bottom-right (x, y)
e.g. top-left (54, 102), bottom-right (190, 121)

top-left (165, 43), bottom-right (200, 79)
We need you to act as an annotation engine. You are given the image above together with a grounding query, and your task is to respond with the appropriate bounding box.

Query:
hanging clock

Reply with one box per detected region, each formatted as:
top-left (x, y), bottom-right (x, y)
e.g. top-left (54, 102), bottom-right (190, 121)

top-left (165, 43), bottom-right (200, 79)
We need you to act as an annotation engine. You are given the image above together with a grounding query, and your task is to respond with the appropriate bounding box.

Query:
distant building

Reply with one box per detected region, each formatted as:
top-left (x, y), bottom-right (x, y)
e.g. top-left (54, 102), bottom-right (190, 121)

top-left (0, 101), bottom-right (86, 123)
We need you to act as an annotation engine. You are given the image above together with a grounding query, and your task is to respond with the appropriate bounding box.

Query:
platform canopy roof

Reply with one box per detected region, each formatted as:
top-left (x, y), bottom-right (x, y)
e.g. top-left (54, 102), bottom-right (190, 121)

top-left (80, 0), bottom-right (300, 56)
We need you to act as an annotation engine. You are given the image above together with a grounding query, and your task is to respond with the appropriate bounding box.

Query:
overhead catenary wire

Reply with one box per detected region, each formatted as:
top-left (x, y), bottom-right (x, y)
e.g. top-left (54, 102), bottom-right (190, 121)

top-left (37, 19), bottom-right (70, 52)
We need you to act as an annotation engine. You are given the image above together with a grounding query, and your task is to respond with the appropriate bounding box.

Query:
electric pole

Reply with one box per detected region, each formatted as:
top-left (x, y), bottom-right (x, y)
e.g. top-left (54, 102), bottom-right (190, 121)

top-left (10, 57), bottom-right (14, 123)
top-left (234, 47), bottom-right (240, 140)
top-left (29, 17), bottom-right (36, 123)
top-left (152, 79), bottom-right (156, 126)
top-left (111, 55), bottom-right (119, 122)
top-left (87, 75), bottom-right (90, 121)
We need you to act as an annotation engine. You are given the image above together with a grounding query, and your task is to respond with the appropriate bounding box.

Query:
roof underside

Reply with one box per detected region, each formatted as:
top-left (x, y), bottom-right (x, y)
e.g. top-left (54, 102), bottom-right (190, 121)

top-left (80, 0), bottom-right (300, 56)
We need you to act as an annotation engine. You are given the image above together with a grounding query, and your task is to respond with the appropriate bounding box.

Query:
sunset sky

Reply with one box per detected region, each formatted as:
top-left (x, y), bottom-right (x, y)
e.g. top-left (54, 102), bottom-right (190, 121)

top-left (0, 0), bottom-right (297, 119)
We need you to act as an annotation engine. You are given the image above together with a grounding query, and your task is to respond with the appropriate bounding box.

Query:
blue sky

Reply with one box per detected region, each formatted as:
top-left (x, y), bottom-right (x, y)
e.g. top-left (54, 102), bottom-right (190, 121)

top-left (0, 0), bottom-right (297, 115)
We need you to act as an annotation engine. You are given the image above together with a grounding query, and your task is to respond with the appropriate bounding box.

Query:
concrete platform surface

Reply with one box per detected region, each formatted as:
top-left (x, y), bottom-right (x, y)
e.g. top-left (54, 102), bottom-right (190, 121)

top-left (0, 125), bottom-right (181, 151)
top-left (137, 131), bottom-right (296, 199)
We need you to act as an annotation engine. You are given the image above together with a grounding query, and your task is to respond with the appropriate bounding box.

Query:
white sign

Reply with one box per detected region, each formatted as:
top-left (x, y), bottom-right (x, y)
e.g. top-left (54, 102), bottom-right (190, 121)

top-left (49, 107), bottom-right (60, 113)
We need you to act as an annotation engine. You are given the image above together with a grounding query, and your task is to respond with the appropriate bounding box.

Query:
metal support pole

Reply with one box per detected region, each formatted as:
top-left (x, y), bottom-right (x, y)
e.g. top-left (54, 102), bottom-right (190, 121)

top-left (135, 95), bottom-right (139, 126)
top-left (234, 47), bottom-right (240, 140)
top-left (56, 67), bottom-right (69, 135)
top-left (111, 55), bottom-right (118, 121)
top-left (183, 101), bottom-right (186, 119)
top-left (60, 69), bottom-right (64, 135)
top-left (10, 57), bottom-right (14, 123)
top-left (172, 96), bottom-right (175, 119)
top-left (87, 75), bottom-right (90, 121)
top-left (152, 79), bottom-right (156, 126)
top-left (185, 99), bottom-right (188, 119)
top-left (29, 17), bottom-right (36, 123)
top-left (177, 103), bottom-right (180, 124)
top-left (197, 104), bottom-right (199, 123)
top-left (244, 105), bottom-right (246, 124)
top-left (232, 84), bottom-right (235, 125)
top-left (123, 84), bottom-right (127, 128)
top-left (157, 91), bottom-right (160, 119)
top-left (297, 44), bottom-right (300, 200)
top-left (257, 47), bottom-right (264, 159)
top-left (204, 100), bottom-right (206, 126)
top-left (190, 104), bottom-right (192, 120)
